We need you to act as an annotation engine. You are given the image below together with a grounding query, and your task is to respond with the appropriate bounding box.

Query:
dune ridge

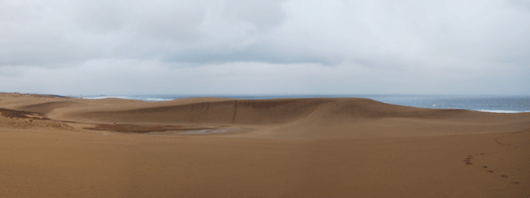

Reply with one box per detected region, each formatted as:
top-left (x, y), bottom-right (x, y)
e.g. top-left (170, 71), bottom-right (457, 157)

top-left (34, 97), bottom-right (527, 138)
top-left (1, 93), bottom-right (528, 138)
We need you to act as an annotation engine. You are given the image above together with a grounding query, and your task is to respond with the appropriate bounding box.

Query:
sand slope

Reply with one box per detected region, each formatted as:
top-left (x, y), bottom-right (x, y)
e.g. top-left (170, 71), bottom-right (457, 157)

top-left (43, 96), bottom-right (530, 138)
top-left (0, 93), bottom-right (529, 198)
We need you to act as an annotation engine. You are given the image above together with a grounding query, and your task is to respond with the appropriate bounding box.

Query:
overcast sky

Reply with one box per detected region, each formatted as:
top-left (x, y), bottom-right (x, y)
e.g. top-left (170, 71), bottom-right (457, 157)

top-left (1, 0), bottom-right (529, 95)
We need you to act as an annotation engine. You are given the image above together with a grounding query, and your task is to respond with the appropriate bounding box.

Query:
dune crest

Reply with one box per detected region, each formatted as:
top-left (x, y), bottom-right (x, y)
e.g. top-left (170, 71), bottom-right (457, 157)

top-left (1, 94), bottom-right (526, 138)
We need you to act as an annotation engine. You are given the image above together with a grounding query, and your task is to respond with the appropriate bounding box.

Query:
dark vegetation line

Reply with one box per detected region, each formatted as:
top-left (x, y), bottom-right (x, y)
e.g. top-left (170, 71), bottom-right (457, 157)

top-left (0, 108), bottom-right (49, 120)
top-left (0, 92), bottom-right (71, 98)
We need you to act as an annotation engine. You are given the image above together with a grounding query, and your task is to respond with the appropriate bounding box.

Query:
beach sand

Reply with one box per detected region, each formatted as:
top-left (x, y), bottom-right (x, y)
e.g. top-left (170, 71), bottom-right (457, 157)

top-left (1, 93), bottom-right (529, 197)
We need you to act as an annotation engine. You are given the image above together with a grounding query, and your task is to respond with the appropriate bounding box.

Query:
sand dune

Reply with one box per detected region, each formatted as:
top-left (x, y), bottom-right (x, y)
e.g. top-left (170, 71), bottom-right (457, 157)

top-left (0, 93), bottom-right (529, 197)
top-left (47, 96), bottom-right (530, 138)
top-left (18, 101), bottom-right (86, 114)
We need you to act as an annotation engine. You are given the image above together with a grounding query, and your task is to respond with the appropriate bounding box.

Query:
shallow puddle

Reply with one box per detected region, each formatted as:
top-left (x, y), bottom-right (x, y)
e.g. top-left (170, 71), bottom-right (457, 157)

top-left (145, 128), bottom-right (237, 136)
top-left (179, 128), bottom-right (233, 134)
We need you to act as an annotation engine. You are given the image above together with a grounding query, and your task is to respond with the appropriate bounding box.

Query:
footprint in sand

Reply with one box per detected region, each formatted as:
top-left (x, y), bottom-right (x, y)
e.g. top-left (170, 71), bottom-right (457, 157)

top-left (463, 155), bottom-right (473, 165)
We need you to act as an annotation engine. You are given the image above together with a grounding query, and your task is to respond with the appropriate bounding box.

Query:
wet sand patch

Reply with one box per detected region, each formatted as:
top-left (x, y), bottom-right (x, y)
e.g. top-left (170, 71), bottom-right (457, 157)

top-left (84, 123), bottom-right (211, 133)
top-left (144, 127), bottom-right (242, 136)
top-left (0, 108), bottom-right (50, 120)
top-left (178, 128), bottom-right (235, 134)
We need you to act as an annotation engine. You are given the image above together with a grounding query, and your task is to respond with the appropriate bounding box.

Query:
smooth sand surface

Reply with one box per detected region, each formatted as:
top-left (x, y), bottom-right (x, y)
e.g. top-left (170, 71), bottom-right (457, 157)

top-left (1, 93), bottom-right (529, 197)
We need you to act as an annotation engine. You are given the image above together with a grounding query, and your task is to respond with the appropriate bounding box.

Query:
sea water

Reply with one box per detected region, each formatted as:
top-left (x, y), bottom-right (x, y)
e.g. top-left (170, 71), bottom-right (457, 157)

top-left (80, 94), bottom-right (530, 113)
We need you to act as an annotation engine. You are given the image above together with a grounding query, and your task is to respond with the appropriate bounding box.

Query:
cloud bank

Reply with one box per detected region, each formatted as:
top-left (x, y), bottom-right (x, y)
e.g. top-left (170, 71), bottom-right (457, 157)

top-left (0, 0), bottom-right (529, 95)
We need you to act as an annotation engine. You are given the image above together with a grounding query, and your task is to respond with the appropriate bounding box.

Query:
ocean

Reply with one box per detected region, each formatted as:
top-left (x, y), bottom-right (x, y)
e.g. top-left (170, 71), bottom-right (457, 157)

top-left (80, 94), bottom-right (530, 113)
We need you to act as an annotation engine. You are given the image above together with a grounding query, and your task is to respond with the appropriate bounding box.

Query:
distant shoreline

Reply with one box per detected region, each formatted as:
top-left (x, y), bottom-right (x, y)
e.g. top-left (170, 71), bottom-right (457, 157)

top-left (2, 92), bottom-right (529, 113)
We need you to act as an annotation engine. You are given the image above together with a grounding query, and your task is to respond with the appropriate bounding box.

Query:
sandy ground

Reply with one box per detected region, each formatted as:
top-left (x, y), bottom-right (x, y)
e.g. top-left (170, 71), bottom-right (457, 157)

top-left (0, 93), bottom-right (529, 198)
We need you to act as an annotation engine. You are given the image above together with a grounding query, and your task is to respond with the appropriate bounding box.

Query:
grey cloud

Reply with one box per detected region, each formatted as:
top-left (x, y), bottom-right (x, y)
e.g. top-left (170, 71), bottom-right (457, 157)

top-left (0, 0), bottom-right (529, 95)
top-left (76, 0), bottom-right (131, 33)
top-left (134, 1), bottom-right (205, 41)
top-left (226, 0), bottom-right (286, 31)
top-left (1, 0), bottom-right (530, 68)
top-left (0, 29), bottom-right (100, 66)
top-left (163, 43), bottom-right (342, 65)
top-left (0, 1), bottom-right (106, 66)
top-left (507, 0), bottom-right (530, 11)
top-left (3, 60), bottom-right (527, 95)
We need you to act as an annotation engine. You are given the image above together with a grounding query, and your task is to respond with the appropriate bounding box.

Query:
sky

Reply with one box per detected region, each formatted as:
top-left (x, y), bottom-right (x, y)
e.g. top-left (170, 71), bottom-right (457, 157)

top-left (0, 0), bottom-right (529, 95)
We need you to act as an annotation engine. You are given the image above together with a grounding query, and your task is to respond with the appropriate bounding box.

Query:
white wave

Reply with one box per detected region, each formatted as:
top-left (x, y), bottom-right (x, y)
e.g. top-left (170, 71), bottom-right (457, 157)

top-left (143, 98), bottom-right (172, 102)
top-left (474, 109), bottom-right (530, 113)
top-left (83, 96), bottom-right (130, 100)
top-left (82, 96), bottom-right (172, 102)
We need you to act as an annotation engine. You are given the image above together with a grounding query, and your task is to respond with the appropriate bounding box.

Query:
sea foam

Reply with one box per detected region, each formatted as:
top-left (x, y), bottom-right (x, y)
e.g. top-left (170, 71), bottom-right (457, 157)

top-left (82, 96), bottom-right (171, 102)
top-left (475, 109), bottom-right (530, 113)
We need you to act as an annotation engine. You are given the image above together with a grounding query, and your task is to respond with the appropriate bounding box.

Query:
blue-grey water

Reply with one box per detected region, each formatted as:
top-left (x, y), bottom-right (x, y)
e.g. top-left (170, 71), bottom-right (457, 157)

top-left (80, 94), bottom-right (530, 113)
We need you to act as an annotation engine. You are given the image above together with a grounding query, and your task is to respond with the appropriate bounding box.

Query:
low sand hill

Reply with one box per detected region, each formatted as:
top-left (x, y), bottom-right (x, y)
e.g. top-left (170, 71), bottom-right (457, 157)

top-left (21, 96), bottom-right (528, 139)
top-left (1, 93), bottom-right (529, 198)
